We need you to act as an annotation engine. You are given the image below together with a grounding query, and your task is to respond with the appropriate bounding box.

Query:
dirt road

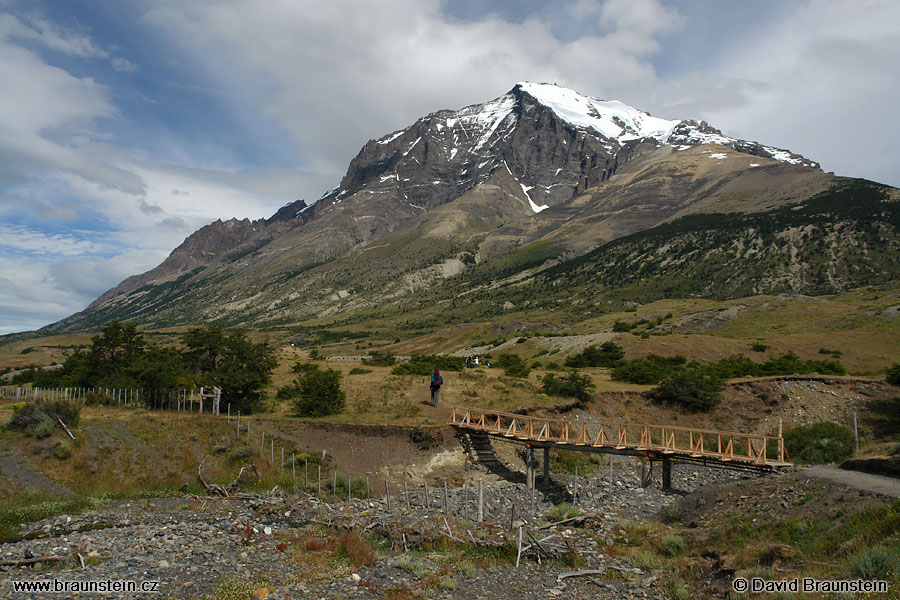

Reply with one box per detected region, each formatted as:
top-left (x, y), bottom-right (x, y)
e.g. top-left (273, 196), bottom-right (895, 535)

top-left (800, 464), bottom-right (900, 497)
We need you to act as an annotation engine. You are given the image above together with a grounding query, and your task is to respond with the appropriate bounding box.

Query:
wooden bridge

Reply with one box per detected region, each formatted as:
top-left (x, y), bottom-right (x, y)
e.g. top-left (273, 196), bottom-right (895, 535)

top-left (447, 407), bottom-right (792, 490)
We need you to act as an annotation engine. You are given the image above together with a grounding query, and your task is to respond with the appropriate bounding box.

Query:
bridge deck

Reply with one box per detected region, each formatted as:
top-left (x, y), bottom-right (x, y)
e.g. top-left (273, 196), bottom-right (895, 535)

top-left (447, 407), bottom-right (792, 470)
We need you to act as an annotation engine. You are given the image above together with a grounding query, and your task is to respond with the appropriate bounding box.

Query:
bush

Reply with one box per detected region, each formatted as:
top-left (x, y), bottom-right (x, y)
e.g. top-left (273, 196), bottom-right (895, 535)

top-left (293, 368), bottom-right (345, 417)
top-left (541, 371), bottom-right (595, 404)
top-left (784, 421), bottom-right (855, 464)
top-left (28, 419), bottom-right (56, 439)
top-left (751, 342), bottom-right (769, 352)
top-left (886, 363), bottom-right (900, 386)
top-left (348, 367), bottom-right (372, 375)
top-left (852, 545), bottom-right (900, 578)
top-left (43, 399), bottom-right (80, 427)
top-left (334, 530), bottom-right (375, 568)
top-left (276, 385), bottom-right (300, 400)
top-left (53, 441), bottom-right (73, 460)
top-left (611, 355), bottom-right (687, 384)
top-left (612, 320), bottom-right (637, 332)
top-left (547, 502), bottom-right (579, 522)
top-left (491, 354), bottom-right (530, 378)
top-left (7, 399), bottom-right (78, 433)
top-left (651, 365), bottom-right (723, 412)
top-left (363, 352), bottom-right (395, 367)
top-left (564, 342), bottom-right (624, 368)
top-left (391, 354), bottom-right (465, 375)
top-left (659, 534), bottom-right (686, 557)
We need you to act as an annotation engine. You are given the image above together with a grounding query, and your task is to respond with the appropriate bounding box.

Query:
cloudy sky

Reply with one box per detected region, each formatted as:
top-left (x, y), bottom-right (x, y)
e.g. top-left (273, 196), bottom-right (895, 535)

top-left (1, 0), bottom-right (898, 334)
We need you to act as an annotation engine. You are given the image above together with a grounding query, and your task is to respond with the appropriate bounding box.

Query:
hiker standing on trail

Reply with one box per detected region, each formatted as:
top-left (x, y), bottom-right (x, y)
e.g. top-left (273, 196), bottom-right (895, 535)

top-left (430, 369), bottom-right (443, 406)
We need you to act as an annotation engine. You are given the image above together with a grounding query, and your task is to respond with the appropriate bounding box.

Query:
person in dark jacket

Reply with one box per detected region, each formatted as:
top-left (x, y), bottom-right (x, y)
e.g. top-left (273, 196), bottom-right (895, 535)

top-left (430, 369), bottom-right (443, 406)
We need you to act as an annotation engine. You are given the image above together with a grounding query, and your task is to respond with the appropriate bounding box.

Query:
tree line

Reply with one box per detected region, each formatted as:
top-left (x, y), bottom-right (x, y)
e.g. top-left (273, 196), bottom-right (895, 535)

top-left (19, 321), bottom-right (275, 413)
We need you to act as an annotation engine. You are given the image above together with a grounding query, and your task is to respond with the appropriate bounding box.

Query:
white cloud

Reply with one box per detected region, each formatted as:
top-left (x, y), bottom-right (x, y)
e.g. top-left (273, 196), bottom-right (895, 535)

top-left (110, 56), bottom-right (139, 73)
top-left (139, 0), bottom-right (682, 186)
top-left (0, 12), bottom-right (107, 58)
top-left (0, 223), bottom-right (111, 256)
top-left (649, 0), bottom-right (900, 181)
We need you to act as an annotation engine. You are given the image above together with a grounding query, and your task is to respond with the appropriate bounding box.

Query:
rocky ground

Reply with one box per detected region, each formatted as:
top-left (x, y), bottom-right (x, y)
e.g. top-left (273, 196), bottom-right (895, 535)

top-left (0, 462), bottom-right (754, 600)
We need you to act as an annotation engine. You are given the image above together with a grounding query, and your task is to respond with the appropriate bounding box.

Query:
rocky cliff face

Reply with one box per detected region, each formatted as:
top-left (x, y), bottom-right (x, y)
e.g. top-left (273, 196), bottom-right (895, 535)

top-left (87, 218), bottom-right (265, 308)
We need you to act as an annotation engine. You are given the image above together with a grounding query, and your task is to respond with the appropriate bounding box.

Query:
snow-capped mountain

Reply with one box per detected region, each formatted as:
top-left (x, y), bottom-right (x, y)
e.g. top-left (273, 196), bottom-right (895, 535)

top-left (50, 82), bottom-right (860, 334)
top-left (281, 82), bottom-right (817, 226)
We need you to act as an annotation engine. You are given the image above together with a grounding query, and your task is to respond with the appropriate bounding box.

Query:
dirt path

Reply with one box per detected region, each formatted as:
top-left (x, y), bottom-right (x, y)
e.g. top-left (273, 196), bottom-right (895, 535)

top-left (799, 465), bottom-right (900, 497)
top-left (0, 450), bottom-right (72, 497)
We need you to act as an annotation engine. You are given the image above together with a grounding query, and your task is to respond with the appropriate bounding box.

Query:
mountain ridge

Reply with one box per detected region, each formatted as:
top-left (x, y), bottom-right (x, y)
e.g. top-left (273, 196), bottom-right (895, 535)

top-left (42, 81), bottom-right (896, 335)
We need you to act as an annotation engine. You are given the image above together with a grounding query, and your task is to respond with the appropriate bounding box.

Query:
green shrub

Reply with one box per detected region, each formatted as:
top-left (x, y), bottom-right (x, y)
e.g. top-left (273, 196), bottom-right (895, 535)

top-left (750, 342), bottom-right (769, 352)
top-left (611, 355), bottom-right (686, 384)
top-left (42, 399), bottom-right (80, 427)
top-left (348, 367), bottom-right (372, 375)
top-left (547, 502), bottom-right (579, 522)
top-left (886, 363), bottom-right (900, 386)
top-left (564, 342), bottom-right (624, 368)
top-left (363, 351), bottom-right (395, 367)
top-left (651, 365), bottom-right (723, 412)
top-left (852, 545), bottom-right (900, 578)
top-left (9, 399), bottom-right (80, 431)
top-left (541, 371), bottom-right (595, 404)
top-left (612, 320), bottom-right (637, 332)
top-left (293, 368), bottom-right (345, 417)
top-left (28, 419), bottom-right (56, 439)
top-left (53, 441), bottom-right (73, 460)
top-left (784, 421), bottom-right (855, 464)
top-left (276, 385), bottom-right (299, 400)
top-left (391, 354), bottom-right (465, 375)
top-left (659, 534), bottom-right (686, 557)
top-left (491, 354), bottom-right (530, 378)
top-left (664, 572), bottom-right (691, 600)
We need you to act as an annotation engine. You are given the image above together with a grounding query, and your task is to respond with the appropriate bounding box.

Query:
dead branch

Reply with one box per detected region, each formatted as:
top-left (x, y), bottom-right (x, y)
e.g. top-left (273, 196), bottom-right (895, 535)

top-left (557, 569), bottom-right (607, 581)
top-left (56, 417), bottom-right (75, 440)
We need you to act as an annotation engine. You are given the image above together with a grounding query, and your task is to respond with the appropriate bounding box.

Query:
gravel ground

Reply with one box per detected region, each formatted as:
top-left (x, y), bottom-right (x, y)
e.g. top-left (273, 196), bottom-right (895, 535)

top-left (0, 461), bottom-right (757, 600)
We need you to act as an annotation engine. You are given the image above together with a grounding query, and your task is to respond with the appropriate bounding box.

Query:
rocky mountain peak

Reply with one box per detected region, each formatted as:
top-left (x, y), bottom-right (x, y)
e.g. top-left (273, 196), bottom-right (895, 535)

top-left (285, 82), bottom-right (818, 227)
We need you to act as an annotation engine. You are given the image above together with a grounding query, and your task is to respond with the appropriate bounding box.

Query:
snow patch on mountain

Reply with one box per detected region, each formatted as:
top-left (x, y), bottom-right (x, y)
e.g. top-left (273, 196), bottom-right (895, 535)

top-left (517, 82), bottom-right (678, 143)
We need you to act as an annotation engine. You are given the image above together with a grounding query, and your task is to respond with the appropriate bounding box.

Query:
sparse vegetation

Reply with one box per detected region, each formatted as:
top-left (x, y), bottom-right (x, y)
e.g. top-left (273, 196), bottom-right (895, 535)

top-left (659, 534), bottom-right (686, 556)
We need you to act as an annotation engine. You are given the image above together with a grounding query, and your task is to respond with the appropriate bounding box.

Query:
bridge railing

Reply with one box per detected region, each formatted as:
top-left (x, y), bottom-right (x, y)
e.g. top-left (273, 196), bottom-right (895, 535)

top-left (447, 407), bottom-right (791, 467)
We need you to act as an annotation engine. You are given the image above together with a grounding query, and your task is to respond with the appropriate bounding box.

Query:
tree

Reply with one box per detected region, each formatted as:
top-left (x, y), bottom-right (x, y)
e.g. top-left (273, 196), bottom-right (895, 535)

top-left (294, 368), bottom-right (345, 417)
top-left (651, 365), bottom-right (723, 412)
top-left (565, 342), bottom-right (625, 368)
top-left (182, 326), bottom-right (276, 413)
top-left (541, 371), bottom-right (596, 404)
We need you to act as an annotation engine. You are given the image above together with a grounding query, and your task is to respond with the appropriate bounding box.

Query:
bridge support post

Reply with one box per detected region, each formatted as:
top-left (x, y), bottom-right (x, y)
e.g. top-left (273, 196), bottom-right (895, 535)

top-left (641, 459), bottom-right (653, 488)
top-left (661, 459), bottom-right (672, 491)
top-left (543, 447), bottom-right (550, 485)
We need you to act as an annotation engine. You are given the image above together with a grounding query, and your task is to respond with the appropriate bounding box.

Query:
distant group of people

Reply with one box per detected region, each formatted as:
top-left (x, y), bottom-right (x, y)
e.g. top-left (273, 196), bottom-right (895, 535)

top-left (464, 356), bottom-right (489, 368)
